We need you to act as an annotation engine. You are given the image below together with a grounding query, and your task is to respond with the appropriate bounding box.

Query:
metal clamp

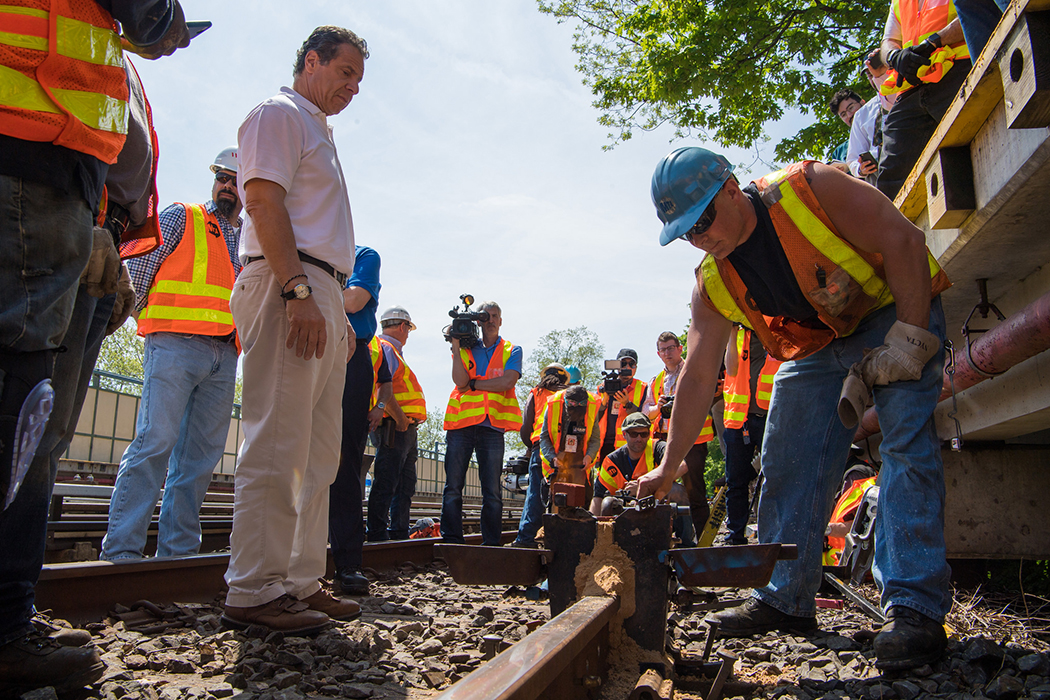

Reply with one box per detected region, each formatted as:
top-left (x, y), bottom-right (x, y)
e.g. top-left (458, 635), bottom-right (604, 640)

top-left (944, 339), bottom-right (964, 451)
top-left (960, 278), bottom-right (1006, 379)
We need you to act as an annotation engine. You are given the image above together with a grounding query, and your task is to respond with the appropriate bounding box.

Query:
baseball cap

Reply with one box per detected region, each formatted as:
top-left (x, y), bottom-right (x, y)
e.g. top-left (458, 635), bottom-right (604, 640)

top-left (620, 412), bottom-right (651, 433)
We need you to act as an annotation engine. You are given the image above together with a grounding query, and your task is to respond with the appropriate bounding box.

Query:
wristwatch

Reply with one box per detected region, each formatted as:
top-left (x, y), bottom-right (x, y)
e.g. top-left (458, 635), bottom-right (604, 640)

top-left (375, 401), bottom-right (386, 411)
top-left (280, 283), bottom-right (312, 301)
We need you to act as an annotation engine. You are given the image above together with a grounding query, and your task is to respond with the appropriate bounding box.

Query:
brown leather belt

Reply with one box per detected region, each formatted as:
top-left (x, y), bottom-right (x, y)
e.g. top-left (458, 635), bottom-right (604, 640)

top-left (245, 251), bottom-right (348, 287)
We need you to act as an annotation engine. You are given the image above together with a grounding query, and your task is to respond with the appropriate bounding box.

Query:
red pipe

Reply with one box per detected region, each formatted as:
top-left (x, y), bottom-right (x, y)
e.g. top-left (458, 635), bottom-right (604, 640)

top-left (853, 289), bottom-right (1050, 441)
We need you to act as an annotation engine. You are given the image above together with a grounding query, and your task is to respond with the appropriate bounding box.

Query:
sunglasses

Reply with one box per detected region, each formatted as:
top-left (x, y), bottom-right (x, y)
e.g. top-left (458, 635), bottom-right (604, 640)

top-left (215, 172), bottom-right (237, 186)
top-left (620, 360), bottom-right (637, 368)
top-left (679, 196), bottom-right (718, 243)
top-left (625, 430), bottom-right (649, 439)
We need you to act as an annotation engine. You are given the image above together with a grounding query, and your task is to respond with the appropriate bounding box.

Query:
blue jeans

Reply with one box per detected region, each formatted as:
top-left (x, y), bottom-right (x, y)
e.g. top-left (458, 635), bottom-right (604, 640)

top-left (723, 414), bottom-right (767, 543)
top-left (755, 299), bottom-right (951, 621)
top-left (514, 449), bottom-right (545, 545)
top-left (367, 424), bottom-right (418, 541)
top-left (955, 0), bottom-right (1010, 61)
top-left (101, 332), bottom-right (237, 560)
top-left (441, 425), bottom-right (504, 545)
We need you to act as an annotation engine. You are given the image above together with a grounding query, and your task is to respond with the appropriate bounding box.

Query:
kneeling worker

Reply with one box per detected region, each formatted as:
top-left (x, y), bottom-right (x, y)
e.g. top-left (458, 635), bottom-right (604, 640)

top-left (539, 385), bottom-right (601, 502)
top-left (637, 147), bottom-right (951, 671)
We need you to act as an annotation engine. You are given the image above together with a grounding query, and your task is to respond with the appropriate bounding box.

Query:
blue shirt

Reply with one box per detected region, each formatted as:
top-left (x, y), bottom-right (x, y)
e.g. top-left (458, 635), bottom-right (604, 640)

top-left (345, 246), bottom-right (381, 340)
top-left (469, 336), bottom-right (523, 430)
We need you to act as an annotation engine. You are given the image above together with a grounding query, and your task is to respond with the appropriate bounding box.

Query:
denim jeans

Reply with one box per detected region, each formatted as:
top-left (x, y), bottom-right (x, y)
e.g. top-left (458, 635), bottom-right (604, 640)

top-left (0, 289), bottom-right (112, 644)
top-left (101, 332), bottom-right (237, 560)
top-left (755, 299), bottom-right (951, 621)
top-left (723, 414), bottom-right (767, 543)
top-left (513, 449), bottom-right (545, 545)
top-left (367, 424), bottom-right (418, 541)
top-left (955, 0), bottom-right (1010, 61)
top-left (329, 340), bottom-right (372, 572)
top-left (441, 425), bottom-right (504, 545)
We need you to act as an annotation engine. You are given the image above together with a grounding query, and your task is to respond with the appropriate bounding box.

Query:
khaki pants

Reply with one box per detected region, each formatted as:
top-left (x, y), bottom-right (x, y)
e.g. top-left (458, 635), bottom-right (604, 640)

top-left (224, 261), bottom-right (348, 607)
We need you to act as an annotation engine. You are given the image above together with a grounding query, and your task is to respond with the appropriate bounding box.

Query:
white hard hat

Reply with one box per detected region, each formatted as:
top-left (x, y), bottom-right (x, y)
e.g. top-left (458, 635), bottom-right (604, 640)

top-left (210, 147), bottom-right (239, 174)
top-left (381, 306), bottom-right (416, 331)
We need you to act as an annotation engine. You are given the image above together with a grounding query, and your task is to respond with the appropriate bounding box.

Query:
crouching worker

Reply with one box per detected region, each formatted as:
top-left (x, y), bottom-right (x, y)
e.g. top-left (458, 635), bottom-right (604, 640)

top-left (635, 147), bottom-right (951, 671)
top-left (539, 385), bottom-right (601, 506)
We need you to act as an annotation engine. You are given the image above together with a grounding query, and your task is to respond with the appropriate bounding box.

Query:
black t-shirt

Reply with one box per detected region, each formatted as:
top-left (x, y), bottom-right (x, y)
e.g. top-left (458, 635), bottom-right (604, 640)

top-left (725, 184), bottom-right (820, 324)
top-left (593, 441), bottom-right (666, 499)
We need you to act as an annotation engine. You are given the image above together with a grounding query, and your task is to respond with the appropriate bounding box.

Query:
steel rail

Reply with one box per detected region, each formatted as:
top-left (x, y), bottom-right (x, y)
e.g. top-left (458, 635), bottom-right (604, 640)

top-left (37, 531), bottom-right (516, 624)
top-left (433, 595), bottom-right (619, 700)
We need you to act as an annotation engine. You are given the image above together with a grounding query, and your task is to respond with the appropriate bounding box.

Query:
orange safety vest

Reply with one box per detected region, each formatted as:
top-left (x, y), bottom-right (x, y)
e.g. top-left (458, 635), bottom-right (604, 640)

top-left (881, 0), bottom-right (970, 96)
top-left (649, 369), bottom-right (714, 444)
top-left (824, 476), bottom-right (877, 565)
top-left (723, 326), bottom-right (783, 429)
top-left (380, 337), bottom-right (427, 421)
top-left (368, 336), bottom-right (383, 409)
top-left (597, 437), bottom-right (657, 493)
top-left (597, 378), bottom-right (649, 449)
top-left (699, 161), bottom-right (951, 362)
top-left (0, 0), bottom-right (129, 163)
top-left (539, 390), bottom-right (601, 478)
top-left (529, 386), bottom-right (558, 443)
top-left (443, 338), bottom-right (523, 431)
top-left (137, 203), bottom-right (237, 338)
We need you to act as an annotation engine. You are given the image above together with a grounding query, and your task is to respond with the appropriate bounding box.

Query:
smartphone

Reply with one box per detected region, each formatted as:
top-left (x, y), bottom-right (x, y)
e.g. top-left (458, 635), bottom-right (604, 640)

top-left (867, 51), bottom-right (884, 71)
top-left (859, 151), bottom-right (878, 167)
top-left (187, 21), bottom-right (211, 40)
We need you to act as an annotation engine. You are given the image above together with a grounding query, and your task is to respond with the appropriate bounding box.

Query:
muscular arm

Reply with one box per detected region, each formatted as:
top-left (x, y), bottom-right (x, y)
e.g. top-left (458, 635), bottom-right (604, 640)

top-left (243, 178), bottom-right (329, 360)
top-left (806, 162), bottom-right (932, 328)
top-left (343, 286), bottom-right (372, 314)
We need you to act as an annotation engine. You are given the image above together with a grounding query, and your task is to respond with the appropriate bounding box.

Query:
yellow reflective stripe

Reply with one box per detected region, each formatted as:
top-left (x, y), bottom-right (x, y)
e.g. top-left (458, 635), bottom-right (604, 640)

top-left (50, 85), bottom-right (126, 133)
top-left (150, 280), bottom-right (233, 299)
top-left (724, 392), bottom-right (748, 405)
top-left (0, 64), bottom-right (60, 113)
top-left (140, 305), bottom-right (234, 325)
top-left (701, 256), bottom-right (748, 325)
top-left (189, 205), bottom-right (209, 284)
top-left (56, 16), bottom-right (123, 67)
top-left (776, 182), bottom-right (890, 303)
top-left (0, 20), bottom-right (46, 49)
top-left (0, 5), bottom-right (47, 17)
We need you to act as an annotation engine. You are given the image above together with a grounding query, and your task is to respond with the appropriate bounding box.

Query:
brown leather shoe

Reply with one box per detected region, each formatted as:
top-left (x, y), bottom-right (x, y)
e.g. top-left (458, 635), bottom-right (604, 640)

top-left (222, 594), bottom-right (332, 635)
top-left (0, 629), bottom-right (104, 695)
top-left (301, 589), bottom-right (362, 621)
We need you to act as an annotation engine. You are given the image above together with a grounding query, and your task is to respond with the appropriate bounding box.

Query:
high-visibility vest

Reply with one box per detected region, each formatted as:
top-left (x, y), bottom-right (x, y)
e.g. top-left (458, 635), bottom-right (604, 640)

top-left (443, 338), bottom-right (523, 431)
top-left (368, 336), bottom-right (383, 409)
top-left (597, 378), bottom-right (649, 449)
top-left (539, 390), bottom-right (601, 478)
top-left (0, 0), bottom-right (129, 163)
top-left (530, 386), bottom-right (558, 443)
top-left (380, 337), bottom-right (427, 421)
top-left (649, 369), bottom-right (714, 444)
top-left (138, 204), bottom-right (237, 338)
top-left (597, 438), bottom-right (657, 493)
top-left (881, 0), bottom-right (970, 96)
top-left (699, 161), bottom-right (951, 362)
top-left (824, 476), bottom-right (877, 565)
top-left (723, 327), bottom-right (784, 429)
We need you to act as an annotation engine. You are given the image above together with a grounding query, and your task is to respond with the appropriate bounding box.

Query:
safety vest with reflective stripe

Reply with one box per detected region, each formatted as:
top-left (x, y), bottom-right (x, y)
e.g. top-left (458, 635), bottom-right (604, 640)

top-left (138, 204), bottom-right (237, 337)
top-left (597, 378), bottom-right (649, 449)
top-left (443, 339), bottom-right (523, 431)
top-left (597, 438), bottom-right (657, 494)
top-left (699, 161), bottom-right (951, 362)
top-left (881, 0), bottom-right (970, 96)
top-left (539, 390), bottom-right (601, 478)
top-left (824, 476), bottom-right (877, 565)
top-left (530, 386), bottom-right (557, 443)
top-left (380, 337), bottom-right (427, 421)
top-left (723, 327), bottom-right (783, 429)
top-left (368, 336), bottom-right (383, 409)
top-left (649, 369), bottom-right (714, 444)
top-left (0, 0), bottom-right (129, 163)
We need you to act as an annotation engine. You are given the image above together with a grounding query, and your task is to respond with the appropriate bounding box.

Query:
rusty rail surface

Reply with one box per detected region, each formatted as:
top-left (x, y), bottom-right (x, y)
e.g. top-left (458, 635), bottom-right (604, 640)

top-left (37, 531), bottom-right (515, 624)
top-left (434, 596), bottom-right (619, 700)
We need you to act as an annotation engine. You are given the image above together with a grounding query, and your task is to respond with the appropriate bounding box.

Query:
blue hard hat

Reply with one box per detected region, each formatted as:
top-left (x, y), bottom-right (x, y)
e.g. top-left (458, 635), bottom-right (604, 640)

top-left (651, 147), bottom-right (735, 246)
top-left (565, 365), bottom-right (582, 385)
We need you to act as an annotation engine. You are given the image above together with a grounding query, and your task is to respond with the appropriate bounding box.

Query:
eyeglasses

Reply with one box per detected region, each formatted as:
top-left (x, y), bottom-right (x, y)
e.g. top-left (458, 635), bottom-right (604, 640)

top-left (215, 172), bottom-right (237, 186)
top-left (657, 344), bottom-right (680, 355)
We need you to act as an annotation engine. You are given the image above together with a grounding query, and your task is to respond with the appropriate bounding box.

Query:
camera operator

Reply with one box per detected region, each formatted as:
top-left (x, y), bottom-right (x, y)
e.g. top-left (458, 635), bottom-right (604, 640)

top-left (441, 301), bottom-right (522, 546)
top-left (640, 332), bottom-right (717, 540)
top-left (595, 349), bottom-right (649, 467)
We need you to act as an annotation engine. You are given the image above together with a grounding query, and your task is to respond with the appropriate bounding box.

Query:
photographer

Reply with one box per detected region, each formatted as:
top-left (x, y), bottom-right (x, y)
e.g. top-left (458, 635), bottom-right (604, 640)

top-left (595, 349), bottom-right (649, 466)
top-left (441, 301), bottom-right (522, 546)
top-left (641, 332), bottom-right (716, 540)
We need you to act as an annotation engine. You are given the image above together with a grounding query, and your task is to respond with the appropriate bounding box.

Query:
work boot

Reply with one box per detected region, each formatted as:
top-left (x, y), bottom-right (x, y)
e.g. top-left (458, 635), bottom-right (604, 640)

top-left (873, 606), bottom-right (947, 671)
top-left (33, 617), bottom-right (92, 646)
top-left (0, 628), bottom-right (104, 695)
top-left (300, 589), bottom-right (362, 621)
top-left (222, 594), bottom-right (331, 635)
top-left (508, 539), bottom-right (539, 549)
top-left (706, 597), bottom-right (817, 636)
top-left (335, 569), bottom-right (371, 596)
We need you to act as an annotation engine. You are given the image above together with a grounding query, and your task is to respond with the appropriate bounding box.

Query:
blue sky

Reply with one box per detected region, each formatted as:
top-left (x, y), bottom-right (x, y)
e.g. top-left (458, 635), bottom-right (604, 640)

top-left (129, 1), bottom-right (802, 403)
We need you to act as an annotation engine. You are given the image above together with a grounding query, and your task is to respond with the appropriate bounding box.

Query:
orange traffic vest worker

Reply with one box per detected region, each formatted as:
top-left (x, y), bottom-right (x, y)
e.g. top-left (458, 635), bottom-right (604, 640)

top-left (538, 387), bottom-right (601, 479)
top-left (824, 476), bottom-right (877, 565)
top-left (880, 0), bottom-right (970, 97)
top-left (137, 203), bottom-right (238, 338)
top-left (368, 336), bottom-right (384, 408)
top-left (722, 326), bottom-right (783, 429)
top-left (443, 339), bottom-right (523, 431)
top-left (379, 336), bottom-right (426, 421)
top-left (649, 368), bottom-right (715, 444)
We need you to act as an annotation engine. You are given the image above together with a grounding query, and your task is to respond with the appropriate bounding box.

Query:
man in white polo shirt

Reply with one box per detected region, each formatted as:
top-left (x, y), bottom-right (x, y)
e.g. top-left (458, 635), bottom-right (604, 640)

top-left (222, 26), bottom-right (366, 634)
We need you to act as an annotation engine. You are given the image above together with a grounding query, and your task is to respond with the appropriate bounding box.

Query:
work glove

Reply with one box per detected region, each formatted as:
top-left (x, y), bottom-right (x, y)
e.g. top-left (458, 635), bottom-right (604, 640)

top-left (82, 226), bottom-right (122, 298)
top-left (887, 38), bottom-right (938, 88)
top-left (122, 1), bottom-right (190, 60)
top-left (837, 320), bottom-right (940, 428)
top-left (106, 266), bottom-right (136, 335)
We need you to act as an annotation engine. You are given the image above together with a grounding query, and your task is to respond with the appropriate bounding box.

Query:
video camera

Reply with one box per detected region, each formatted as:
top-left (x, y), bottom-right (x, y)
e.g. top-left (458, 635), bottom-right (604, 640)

top-left (600, 358), bottom-right (627, 395)
top-left (660, 395), bottom-right (674, 419)
top-left (443, 294), bottom-right (489, 349)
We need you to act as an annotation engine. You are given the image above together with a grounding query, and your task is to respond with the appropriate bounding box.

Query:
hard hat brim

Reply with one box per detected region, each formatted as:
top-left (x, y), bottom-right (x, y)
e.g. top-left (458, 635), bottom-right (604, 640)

top-left (210, 164), bottom-right (239, 175)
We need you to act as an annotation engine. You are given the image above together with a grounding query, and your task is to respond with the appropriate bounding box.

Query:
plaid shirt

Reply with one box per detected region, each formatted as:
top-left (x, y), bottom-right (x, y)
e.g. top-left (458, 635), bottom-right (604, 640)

top-left (127, 200), bottom-right (242, 313)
